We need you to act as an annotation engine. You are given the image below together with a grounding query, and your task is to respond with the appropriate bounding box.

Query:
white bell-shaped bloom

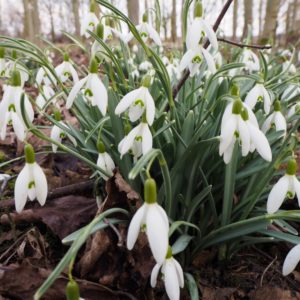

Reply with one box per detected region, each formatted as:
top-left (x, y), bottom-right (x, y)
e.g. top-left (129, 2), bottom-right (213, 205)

top-left (50, 121), bottom-right (77, 153)
top-left (261, 101), bottom-right (287, 135)
top-left (36, 85), bottom-right (56, 110)
top-left (14, 144), bottom-right (48, 213)
top-left (127, 178), bottom-right (169, 264)
top-left (80, 11), bottom-right (99, 38)
top-left (66, 60), bottom-right (108, 116)
top-left (282, 84), bottom-right (300, 102)
top-left (283, 244), bottom-right (300, 276)
top-left (240, 49), bottom-right (260, 72)
top-left (115, 78), bottom-right (155, 125)
top-left (179, 45), bottom-right (216, 77)
top-left (245, 83), bottom-right (272, 114)
top-left (55, 55), bottom-right (79, 83)
top-left (267, 159), bottom-right (300, 214)
top-left (118, 122), bottom-right (152, 159)
top-left (96, 150), bottom-right (115, 181)
top-left (36, 66), bottom-right (57, 87)
top-left (151, 247), bottom-right (184, 300)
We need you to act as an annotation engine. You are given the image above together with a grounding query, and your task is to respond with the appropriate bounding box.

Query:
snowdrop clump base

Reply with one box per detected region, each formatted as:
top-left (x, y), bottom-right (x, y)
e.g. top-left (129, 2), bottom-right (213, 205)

top-left (0, 0), bottom-right (299, 299)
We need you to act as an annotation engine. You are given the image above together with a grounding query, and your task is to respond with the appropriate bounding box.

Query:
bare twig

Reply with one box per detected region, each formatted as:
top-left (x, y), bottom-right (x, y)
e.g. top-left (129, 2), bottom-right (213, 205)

top-left (218, 37), bottom-right (272, 49)
top-left (172, 0), bottom-right (234, 99)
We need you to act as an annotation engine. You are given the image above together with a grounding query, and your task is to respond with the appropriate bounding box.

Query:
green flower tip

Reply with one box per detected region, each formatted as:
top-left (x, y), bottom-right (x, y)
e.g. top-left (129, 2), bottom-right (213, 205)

top-left (166, 246), bottom-right (173, 259)
top-left (142, 13), bottom-right (148, 23)
top-left (194, 0), bottom-right (203, 18)
top-left (63, 53), bottom-right (70, 62)
top-left (286, 158), bottom-right (297, 176)
top-left (89, 57), bottom-right (98, 73)
top-left (66, 279), bottom-right (80, 300)
top-left (232, 99), bottom-right (243, 115)
top-left (54, 110), bottom-right (62, 122)
top-left (96, 23), bottom-right (104, 39)
top-left (274, 100), bottom-right (281, 112)
top-left (124, 123), bottom-right (132, 135)
top-left (11, 49), bottom-right (17, 59)
top-left (90, 0), bottom-right (96, 13)
top-left (0, 47), bottom-right (5, 59)
top-left (11, 70), bottom-right (21, 86)
top-left (25, 144), bottom-right (35, 164)
top-left (241, 108), bottom-right (249, 121)
top-left (144, 178), bottom-right (157, 204)
top-left (97, 141), bottom-right (106, 153)
top-left (230, 84), bottom-right (240, 97)
top-left (141, 75), bottom-right (151, 88)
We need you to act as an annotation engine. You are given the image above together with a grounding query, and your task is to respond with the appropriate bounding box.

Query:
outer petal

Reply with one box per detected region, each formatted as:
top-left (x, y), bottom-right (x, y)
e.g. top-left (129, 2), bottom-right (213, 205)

top-left (68, 64), bottom-right (79, 83)
top-left (164, 259), bottom-right (180, 300)
top-left (294, 177), bottom-right (300, 208)
top-left (32, 163), bottom-right (48, 206)
top-left (223, 139), bottom-right (235, 164)
top-left (36, 68), bottom-right (45, 86)
top-left (91, 75), bottom-right (108, 116)
top-left (262, 86), bottom-right (272, 114)
top-left (238, 118), bottom-right (250, 156)
top-left (173, 258), bottom-right (184, 288)
top-left (219, 116), bottom-right (237, 155)
top-left (66, 76), bottom-right (88, 109)
top-left (150, 263), bottom-right (161, 287)
top-left (267, 175), bottom-right (289, 214)
top-left (11, 112), bottom-right (25, 141)
top-left (186, 18), bottom-right (202, 50)
top-left (179, 49), bottom-right (195, 72)
top-left (199, 18), bottom-right (218, 50)
top-left (127, 204), bottom-right (146, 250)
top-left (103, 152), bottom-right (115, 176)
top-left (274, 112), bottom-right (287, 134)
top-left (141, 124), bottom-right (153, 155)
top-left (118, 124), bottom-right (141, 157)
top-left (201, 48), bottom-right (216, 73)
top-left (283, 244), bottom-right (300, 276)
top-left (115, 88), bottom-right (140, 115)
top-left (221, 102), bottom-right (234, 129)
top-left (244, 84), bottom-right (261, 109)
top-left (146, 24), bottom-right (162, 46)
top-left (145, 89), bottom-right (155, 125)
top-left (146, 204), bottom-right (169, 264)
top-left (50, 125), bottom-right (62, 153)
top-left (14, 164), bottom-right (30, 213)
top-left (261, 114), bottom-right (273, 134)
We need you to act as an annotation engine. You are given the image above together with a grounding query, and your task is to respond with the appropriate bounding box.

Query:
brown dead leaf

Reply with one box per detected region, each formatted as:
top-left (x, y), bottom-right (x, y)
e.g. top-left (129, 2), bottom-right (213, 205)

top-left (200, 287), bottom-right (245, 300)
top-left (250, 286), bottom-right (300, 300)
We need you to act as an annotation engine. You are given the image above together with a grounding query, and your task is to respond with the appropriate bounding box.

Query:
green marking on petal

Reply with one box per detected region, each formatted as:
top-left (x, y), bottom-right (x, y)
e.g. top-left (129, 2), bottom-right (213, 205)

top-left (134, 99), bottom-right (145, 107)
top-left (135, 136), bottom-right (142, 142)
top-left (28, 181), bottom-right (35, 189)
top-left (84, 89), bottom-right (93, 97)
top-left (8, 104), bottom-right (16, 112)
top-left (192, 55), bottom-right (202, 64)
top-left (287, 191), bottom-right (295, 199)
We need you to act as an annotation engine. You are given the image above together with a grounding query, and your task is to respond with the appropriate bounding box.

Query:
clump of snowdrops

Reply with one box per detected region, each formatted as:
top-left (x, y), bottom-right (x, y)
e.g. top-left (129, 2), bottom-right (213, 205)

top-left (0, 0), bottom-right (299, 299)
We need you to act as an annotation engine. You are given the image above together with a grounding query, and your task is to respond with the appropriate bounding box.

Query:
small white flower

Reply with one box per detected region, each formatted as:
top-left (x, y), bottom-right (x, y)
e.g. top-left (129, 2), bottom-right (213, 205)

top-left (267, 159), bottom-right (300, 214)
top-left (245, 83), bottom-right (272, 114)
top-left (179, 45), bottom-right (216, 77)
top-left (36, 85), bottom-right (56, 110)
top-left (118, 122), bottom-right (152, 159)
top-left (115, 81), bottom-right (155, 125)
top-left (36, 66), bottom-right (57, 87)
top-left (151, 247), bottom-right (184, 300)
top-left (283, 244), bottom-right (300, 276)
top-left (14, 144), bottom-right (48, 213)
top-left (66, 59), bottom-right (108, 116)
top-left (97, 152), bottom-right (115, 181)
top-left (55, 55), bottom-right (79, 83)
top-left (240, 49), bottom-right (260, 72)
top-left (50, 121), bottom-right (77, 153)
top-left (80, 12), bottom-right (99, 38)
top-left (127, 178), bottom-right (169, 264)
top-left (261, 101), bottom-right (287, 135)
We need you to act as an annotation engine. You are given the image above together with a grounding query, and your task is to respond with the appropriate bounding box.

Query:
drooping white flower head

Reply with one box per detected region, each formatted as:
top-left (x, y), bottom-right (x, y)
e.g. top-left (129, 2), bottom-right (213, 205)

top-left (261, 100), bottom-right (287, 136)
top-left (126, 13), bottom-right (162, 46)
top-left (240, 49), bottom-right (260, 72)
top-left (36, 66), bottom-right (57, 87)
top-left (179, 45), bottom-right (216, 77)
top-left (0, 70), bottom-right (34, 141)
top-left (127, 178), bottom-right (169, 264)
top-left (245, 82), bottom-right (272, 114)
top-left (96, 141), bottom-right (115, 181)
top-left (66, 58), bottom-right (108, 116)
top-left (151, 246), bottom-right (184, 300)
top-left (36, 85), bottom-right (56, 110)
top-left (80, 1), bottom-right (99, 38)
top-left (267, 159), bottom-right (300, 214)
top-left (115, 75), bottom-right (155, 125)
top-left (186, 1), bottom-right (218, 51)
top-left (14, 144), bottom-right (48, 213)
top-left (118, 122), bottom-right (152, 160)
top-left (55, 53), bottom-right (79, 83)
top-left (283, 244), bottom-right (300, 276)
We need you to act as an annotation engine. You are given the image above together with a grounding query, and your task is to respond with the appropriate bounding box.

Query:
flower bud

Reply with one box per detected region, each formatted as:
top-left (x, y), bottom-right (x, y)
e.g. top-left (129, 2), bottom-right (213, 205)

top-left (286, 158), bottom-right (297, 176)
top-left (144, 178), bottom-right (157, 204)
top-left (66, 279), bottom-right (80, 300)
top-left (25, 144), bottom-right (35, 164)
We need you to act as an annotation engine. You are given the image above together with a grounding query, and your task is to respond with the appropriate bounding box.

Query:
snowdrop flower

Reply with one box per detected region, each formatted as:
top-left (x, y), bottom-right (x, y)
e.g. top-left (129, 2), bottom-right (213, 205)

top-left (96, 141), bottom-right (115, 180)
top-left (50, 111), bottom-right (77, 153)
top-left (126, 13), bottom-right (162, 46)
top-left (0, 47), bottom-right (6, 76)
top-left (262, 100), bottom-right (287, 135)
top-left (115, 75), bottom-right (155, 125)
top-left (55, 53), bottom-right (79, 83)
top-left (186, 0), bottom-right (218, 51)
top-left (118, 122), bottom-right (152, 160)
top-left (80, 0), bottom-right (99, 38)
top-left (14, 144), bottom-right (48, 213)
top-left (66, 58), bottom-right (108, 116)
top-left (287, 103), bottom-right (300, 119)
top-left (267, 158), bottom-right (300, 214)
top-left (0, 70), bottom-right (34, 141)
top-left (139, 61), bottom-right (152, 72)
top-left (282, 84), bottom-right (300, 102)
top-left (179, 45), bottom-right (216, 77)
top-left (36, 85), bottom-right (56, 109)
top-left (240, 49), bottom-right (260, 72)
top-left (132, 44), bottom-right (139, 53)
top-left (127, 178), bottom-right (169, 264)
top-left (36, 66), bottom-right (57, 87)
top-left (151, 246), bottom-right (184, 300)
top-left (282, 244), bottom-right (300, 276)
top-left (215, 52), bottom-right (223, 69)
top-left (245, 82), bottom-right (272, 114)
top-left (283, 61), bottom-right (297, 75)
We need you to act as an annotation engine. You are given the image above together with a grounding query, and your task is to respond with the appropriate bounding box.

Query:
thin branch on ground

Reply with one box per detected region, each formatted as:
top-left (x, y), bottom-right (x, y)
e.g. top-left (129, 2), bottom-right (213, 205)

top-left (218, 38), bottom-right (272, 49)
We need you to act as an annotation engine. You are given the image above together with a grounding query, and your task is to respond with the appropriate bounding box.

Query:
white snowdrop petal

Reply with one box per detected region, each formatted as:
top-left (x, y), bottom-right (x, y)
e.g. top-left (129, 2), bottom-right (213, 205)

top-left (33, 163), bottom-right (48, 206)
top-left (199, 18), bottom-right (218, 50)
top-left (141, 124), bottom-right (153, 155)
top-left (173, 258), bottom-right (184, 288)
top-left (14, 164), bottom-right (30, 213)
top-left (11, 112), bottom-right (25, 142)
top-left (179, 49), bottom-right (195, 72)
top-left (104, 152), bottom-right (115, 176)
top-left (150, 263), bottom-right (161, 287)
top-left (219, 117), bottom-right (237, 155)
top-left (127, 205), bottom-right (146, 250)
top-left (118, 124), bottom-right (141, 157)
top-left (91, 75), bottom-right (108, 116)
top-left (164, 260), bottom-right (180, 300)
top-left (146, 24), bottom-right (162, 46)
top-left (283, 244), bottom-right (300, 276)
top-left (145, 89), bottom-right (155, 126)
top-left (50, 125), bottom-right (62, 153)
top-left (201, 48), bottom-right (216, 73)
top-left (267, 175), bottom-right (289, 214)
top-left (261, 114), bottom-right (273, 134)
top-left (294, 177), bottom-right (300, 207)
top-left (186, 18), bottom-right (202, 50)
top-left (66, 77), bottom-right (88, 109)
top-left (238, 118), bottom-right (250, 157)
top-left (262, 86), bottom-right (271, 114)
top-left (223, 140), bottom-right (235, 164)
top-left (274, 112), bottom-right (287, 133)
top-left (244, 84), bottom-right (261, 109)
top-left (115, 89), bottom-right (140, 115)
